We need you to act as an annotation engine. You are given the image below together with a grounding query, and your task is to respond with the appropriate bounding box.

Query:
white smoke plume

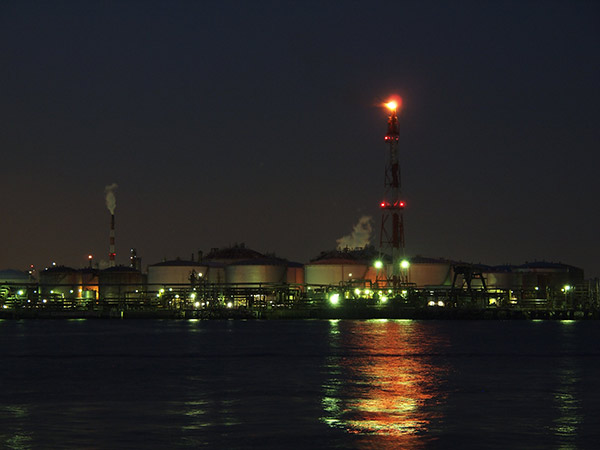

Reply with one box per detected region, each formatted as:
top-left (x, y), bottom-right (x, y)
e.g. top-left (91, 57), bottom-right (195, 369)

top-left (104, 183), bottom-right (118, 214)
top-left (336, 216), bottom-right (373, 250)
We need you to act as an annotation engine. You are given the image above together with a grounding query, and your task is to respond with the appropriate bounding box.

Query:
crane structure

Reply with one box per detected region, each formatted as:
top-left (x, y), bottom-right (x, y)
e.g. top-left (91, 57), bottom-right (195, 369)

top-left (378, 99), bottom-right (408, 287)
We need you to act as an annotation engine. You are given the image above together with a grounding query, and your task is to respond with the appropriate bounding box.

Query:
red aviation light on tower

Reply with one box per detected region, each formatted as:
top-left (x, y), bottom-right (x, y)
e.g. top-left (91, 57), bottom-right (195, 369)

top-left (380, 200), bottom-right (406, 209)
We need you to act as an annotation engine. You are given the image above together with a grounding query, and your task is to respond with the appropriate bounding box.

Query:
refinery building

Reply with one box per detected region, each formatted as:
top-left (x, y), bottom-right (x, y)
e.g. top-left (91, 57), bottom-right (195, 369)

top-left (1, 99), bottom-right (598, 316)
top-left (0, 242), bottom-right (596, 315)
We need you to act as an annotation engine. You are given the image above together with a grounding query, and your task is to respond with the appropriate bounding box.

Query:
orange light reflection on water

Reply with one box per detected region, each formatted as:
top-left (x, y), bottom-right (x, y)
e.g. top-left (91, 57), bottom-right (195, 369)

top-left (322, 320), bottom-right (449, 445)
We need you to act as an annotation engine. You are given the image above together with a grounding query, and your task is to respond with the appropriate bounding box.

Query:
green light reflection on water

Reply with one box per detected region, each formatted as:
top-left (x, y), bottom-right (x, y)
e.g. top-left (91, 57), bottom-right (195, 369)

top-left (4, 434), bottom-right (33, 450)
top-left (551, 322), bottom-right (582, 446)
top-left (1, 404), bottom-right (33, 450)
top-left (328, 319), bottom-right (340, 335)
top-left (180, 400), bottom-right (210, 431)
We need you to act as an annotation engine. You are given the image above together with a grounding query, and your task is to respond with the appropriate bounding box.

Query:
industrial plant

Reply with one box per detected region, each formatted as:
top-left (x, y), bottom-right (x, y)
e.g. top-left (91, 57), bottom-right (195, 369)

top-left (1, 99), bottom-right (598, 319)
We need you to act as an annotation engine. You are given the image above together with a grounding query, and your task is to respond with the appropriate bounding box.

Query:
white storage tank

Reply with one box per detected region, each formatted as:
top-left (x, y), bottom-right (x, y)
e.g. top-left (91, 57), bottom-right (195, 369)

top-left (148, 259), bottom-right (225, 286)
top-left (407, 257), bottom-right (453, 287)
top-left (225, 258), bottom-right (288, 285)
top-left (305, 258), bottom-right (369, 286)
top-left (149, 260), bottom-right (205, 288)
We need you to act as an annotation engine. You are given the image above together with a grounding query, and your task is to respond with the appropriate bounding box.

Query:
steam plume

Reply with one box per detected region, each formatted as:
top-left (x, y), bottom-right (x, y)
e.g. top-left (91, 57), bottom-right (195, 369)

top-left (104, 183), bottom-right (118, 214)
top-left (336, 216), bottom-right (373, 250)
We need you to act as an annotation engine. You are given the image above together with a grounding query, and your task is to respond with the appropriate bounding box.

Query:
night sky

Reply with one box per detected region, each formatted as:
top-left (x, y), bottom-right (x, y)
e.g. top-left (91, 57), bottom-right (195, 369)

top-left (1, 1), bottom-right (599, 277)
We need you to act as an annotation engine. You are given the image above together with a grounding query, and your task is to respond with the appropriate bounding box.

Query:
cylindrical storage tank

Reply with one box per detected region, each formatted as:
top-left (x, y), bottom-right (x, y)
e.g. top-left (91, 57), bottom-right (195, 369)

top-left (39, 266), bottom-right (79, 299)
top-left (483, 269), bottom-right (522, 290)
top-left (0, 269), bottom-right (31, 284)
top-left (225, 258), bottom-right (287, 285)
top-left (516, 262), bottom-right (584, 290)
top-left (0, 269), bottom-right (32, 303)
top-left (407, 258), bottom-right (453, 287)
top-left (148, 260), bottom-right (205, 291)
top-left (204, 264), bottom-right (225, 284)
top-left (304, 259), bottom-right (368, 286)
top-left (148, 260), bottom-right (225, 290)
top-left (99, 266), bottom-right (145, 304)
top-left (81, 290), bottom-right (97, 300)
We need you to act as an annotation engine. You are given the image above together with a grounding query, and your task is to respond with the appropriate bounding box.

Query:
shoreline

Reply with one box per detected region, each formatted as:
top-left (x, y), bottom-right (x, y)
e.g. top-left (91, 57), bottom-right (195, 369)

top-left (1, 307), bottom-right (598, 320)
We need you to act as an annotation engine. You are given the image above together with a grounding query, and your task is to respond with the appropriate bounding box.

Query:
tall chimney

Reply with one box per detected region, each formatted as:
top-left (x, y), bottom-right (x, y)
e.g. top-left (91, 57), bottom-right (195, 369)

top-left (104, 183), bottom-right (118, 267)
top-left (109, 213), bottom-right (116, 267)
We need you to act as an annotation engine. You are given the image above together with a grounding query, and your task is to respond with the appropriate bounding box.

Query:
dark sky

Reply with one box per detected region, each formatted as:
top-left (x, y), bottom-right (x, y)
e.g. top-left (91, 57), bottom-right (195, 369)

top-left (1, 0), bottom-right (599, 277)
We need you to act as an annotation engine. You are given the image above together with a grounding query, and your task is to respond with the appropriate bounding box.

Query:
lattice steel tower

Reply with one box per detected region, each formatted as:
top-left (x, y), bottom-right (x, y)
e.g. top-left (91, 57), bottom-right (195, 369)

top-left (378, 99), bottom-right (407, 286)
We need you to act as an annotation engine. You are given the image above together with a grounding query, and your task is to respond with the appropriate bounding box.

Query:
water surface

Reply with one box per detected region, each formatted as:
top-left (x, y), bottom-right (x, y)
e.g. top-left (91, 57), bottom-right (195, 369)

top-left (1, 319), bottom-right (598, 448)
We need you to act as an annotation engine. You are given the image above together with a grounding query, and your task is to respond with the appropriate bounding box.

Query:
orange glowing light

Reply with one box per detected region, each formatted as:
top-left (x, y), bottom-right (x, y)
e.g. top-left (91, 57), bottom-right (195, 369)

top-left (384, 97), bottom-right (402, 112)
top-left (320, 321), bottom-right (447, 440)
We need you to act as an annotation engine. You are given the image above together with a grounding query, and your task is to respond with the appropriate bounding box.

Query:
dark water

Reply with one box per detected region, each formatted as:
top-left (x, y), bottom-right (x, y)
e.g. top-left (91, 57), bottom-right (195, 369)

top-left (1, 319), bottom-right (599, 449)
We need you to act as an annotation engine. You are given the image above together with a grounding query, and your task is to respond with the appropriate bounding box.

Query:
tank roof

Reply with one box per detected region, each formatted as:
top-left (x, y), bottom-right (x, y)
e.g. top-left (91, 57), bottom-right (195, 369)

top-left (150, 259), bottom-right (202, 267)
top-left (0, 269), bottom-right (30, 281)
top-left (409, 256), bottom-right (455, 265)
top-left (101, 265), bottom-right (142, 273)
top-left (516, 261), bottom-right (581, 271)
top-left (485, 265), bottom-right (514, 273)
top-left (310, 246), bottom-right (378, 263)
top-left (308, 258), bottom-right (367, 266)
top-left (230, 257), bottom-right (297, 267)
top-left (205, 244), bottom-right (265, 261)
top-left (42, 265), bottom-right (77, 273)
